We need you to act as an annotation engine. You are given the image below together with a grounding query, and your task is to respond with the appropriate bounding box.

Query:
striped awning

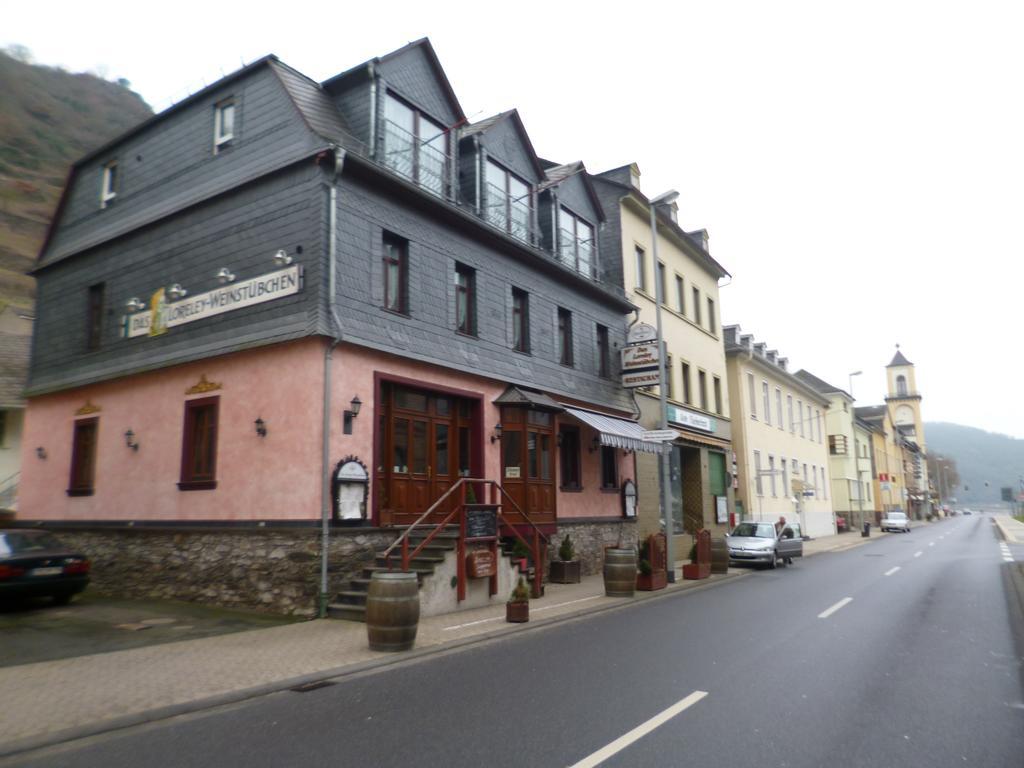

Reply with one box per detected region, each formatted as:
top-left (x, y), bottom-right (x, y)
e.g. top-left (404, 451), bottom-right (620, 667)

top-left (562, 406), bottom-right (665, 455)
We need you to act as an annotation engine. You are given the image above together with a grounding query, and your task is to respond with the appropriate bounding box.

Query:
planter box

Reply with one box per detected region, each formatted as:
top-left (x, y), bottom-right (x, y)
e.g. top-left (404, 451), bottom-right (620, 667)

top-left (506, 601), bottom-right (529, 623)
top-left (549, 559), bottom-right (581, 584)
top-left (636, 571), bottom-right (667, 591)
top-left (682, 562), bottom-right (711, 580)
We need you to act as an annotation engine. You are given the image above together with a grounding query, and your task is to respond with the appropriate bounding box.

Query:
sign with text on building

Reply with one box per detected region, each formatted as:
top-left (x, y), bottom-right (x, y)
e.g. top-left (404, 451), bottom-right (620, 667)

top-left (621, 342), bottom-right (660, 388)
top-left (666, 404), bottom-right (716, 433)
top-left (641, 429), bottom-right (680, 442)
top-left (122, 266), bottom-right (302, 339)
top-left (627, 322), bottom-right (657, 345)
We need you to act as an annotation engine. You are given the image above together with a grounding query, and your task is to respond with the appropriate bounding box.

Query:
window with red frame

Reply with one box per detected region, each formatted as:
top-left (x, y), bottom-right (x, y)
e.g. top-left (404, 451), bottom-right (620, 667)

top-left (179, 396), bottom-right (219, 490)
top-left (68, 417), bottom-right (98, 496)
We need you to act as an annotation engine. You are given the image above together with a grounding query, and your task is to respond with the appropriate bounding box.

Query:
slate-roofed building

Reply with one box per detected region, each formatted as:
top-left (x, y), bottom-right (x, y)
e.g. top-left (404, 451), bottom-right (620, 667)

top-left (0, 331), bottom-right (30, 513)
top-left (20, 39), bottom-right (660, 616)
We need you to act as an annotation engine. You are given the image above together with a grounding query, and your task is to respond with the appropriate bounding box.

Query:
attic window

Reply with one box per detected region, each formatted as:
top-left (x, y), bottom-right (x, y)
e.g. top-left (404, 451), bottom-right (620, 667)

top-left (214, 99), bottom-right (235, 152)
top-left (100, 161), bottom-right (117, 208)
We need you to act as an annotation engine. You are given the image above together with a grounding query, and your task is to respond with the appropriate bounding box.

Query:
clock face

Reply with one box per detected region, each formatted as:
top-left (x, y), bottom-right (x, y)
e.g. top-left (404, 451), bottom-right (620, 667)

top-left (895, 405), bottom-right (914, 425)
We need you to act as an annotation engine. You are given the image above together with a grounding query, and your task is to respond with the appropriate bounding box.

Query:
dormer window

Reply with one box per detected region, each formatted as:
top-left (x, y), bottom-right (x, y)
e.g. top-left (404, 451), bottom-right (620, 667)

top-left (382, 93), bottom-right (447, 197)
top-left (214, 99), bottom-right (235, 153)
top-left (100, 161), bottom-right (117, 208)
top-left (484, 160), bottom-right (531, 243)
top-left (557, 207), bottom-right (595, 278)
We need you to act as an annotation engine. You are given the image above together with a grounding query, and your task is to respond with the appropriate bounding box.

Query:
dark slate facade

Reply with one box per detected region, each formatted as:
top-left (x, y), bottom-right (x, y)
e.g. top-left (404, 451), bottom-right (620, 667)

top-left (29, 39), bottom-right (635, 412)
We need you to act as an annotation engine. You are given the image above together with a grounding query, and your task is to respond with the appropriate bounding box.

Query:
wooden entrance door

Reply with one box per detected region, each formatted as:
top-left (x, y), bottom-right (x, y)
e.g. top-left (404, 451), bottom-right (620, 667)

top-left (378, 384), bottom-right (475, 527)
top-left (499, 407), bottom-right (556, 527)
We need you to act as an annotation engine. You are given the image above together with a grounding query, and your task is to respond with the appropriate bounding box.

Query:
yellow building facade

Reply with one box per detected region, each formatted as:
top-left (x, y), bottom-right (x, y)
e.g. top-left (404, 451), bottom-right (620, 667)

top-left (723, 326), bottom-right (835, 538)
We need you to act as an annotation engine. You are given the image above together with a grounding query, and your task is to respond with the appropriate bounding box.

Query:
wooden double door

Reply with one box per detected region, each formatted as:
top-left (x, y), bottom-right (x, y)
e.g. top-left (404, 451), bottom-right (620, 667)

top-left (377, 383), bottom-right (477, 527)
top-left (498, 406), bottom-right (556, 527)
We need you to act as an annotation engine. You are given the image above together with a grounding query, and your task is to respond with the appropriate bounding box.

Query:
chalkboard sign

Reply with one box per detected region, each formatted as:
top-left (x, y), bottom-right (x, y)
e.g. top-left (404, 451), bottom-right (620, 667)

top-left (465, 506), bottom-right (497, 539)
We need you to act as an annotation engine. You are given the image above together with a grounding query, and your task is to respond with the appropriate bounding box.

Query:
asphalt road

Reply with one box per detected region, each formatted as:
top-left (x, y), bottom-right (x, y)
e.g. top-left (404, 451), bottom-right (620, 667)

top-left (7, 516), bottom-right (1023, 768)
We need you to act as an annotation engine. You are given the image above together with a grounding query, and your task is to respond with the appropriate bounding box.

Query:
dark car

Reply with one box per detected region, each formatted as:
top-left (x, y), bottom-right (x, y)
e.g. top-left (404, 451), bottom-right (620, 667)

top-left (0, 529), bottom-right (91, 605)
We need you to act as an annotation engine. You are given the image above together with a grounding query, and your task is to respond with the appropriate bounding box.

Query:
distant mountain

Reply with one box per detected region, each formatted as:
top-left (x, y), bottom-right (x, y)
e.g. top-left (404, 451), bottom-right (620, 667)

top-left (0, 47), bottom-right (151, 309)
top-left (925, 422), bottom-right (1024, 504)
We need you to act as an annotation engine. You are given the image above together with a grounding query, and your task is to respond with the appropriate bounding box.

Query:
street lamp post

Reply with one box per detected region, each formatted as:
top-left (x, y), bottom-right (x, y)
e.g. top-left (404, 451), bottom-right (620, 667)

top-left (650, 189), bottom-right (679, 582)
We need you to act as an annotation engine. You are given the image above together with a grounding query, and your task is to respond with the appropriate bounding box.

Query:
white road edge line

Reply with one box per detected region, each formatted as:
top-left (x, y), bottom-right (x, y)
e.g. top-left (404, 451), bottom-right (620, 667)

top-left (818, 597), bottom-right (854, 619)
top-left (914, 551), bottom-right (923, 558)
top-left (884, 566), bottom-right (901, 576)
top-left (441, 596), bottom-right (602, 631)
top-left (567, 690), bottom-right (709, 768)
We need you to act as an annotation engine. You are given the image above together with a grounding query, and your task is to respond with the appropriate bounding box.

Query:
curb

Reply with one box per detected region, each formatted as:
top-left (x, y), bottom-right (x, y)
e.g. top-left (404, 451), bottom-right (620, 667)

top-left (0, 569), bottom-right (748, 761)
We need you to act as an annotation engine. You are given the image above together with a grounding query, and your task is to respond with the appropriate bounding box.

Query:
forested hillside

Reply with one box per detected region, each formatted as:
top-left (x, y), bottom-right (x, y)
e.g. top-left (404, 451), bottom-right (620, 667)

top-left (925, 422), bottom-right (1024, 504)
top-left (0, 47), bottom-right (151, 309)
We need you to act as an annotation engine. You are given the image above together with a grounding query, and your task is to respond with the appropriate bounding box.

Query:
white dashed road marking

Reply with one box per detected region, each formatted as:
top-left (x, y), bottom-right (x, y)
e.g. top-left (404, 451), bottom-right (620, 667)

top-left (568, 690), bottom-right (709, 768)
top-left (884, 566), bottom-right (901, 576)
top-left (818, 597), bottom-right (854, 619)
top-left (914, 551), bottom-right (923, 558)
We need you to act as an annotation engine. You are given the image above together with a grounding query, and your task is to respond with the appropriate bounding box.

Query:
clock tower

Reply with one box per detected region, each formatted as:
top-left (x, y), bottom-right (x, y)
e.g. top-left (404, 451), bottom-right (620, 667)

top-left (885, 346), bottom-right (929, 514)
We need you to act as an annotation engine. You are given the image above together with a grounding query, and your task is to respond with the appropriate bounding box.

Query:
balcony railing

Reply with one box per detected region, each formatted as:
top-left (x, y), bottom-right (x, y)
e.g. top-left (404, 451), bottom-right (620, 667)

top-left (380, 119), bottom-right (451, 200)
top-left (557, 232), bottom-right (597, 280)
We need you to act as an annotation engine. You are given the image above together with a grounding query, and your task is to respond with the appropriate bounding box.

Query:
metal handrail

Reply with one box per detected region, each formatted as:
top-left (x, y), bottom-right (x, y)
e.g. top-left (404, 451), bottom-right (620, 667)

top-left (494, 483), bottom-right (549, 598)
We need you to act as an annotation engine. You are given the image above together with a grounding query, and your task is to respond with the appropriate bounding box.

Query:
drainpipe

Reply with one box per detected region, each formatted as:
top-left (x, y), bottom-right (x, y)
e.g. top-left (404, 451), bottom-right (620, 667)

top-left (319, 147), bottom-right (346, 618)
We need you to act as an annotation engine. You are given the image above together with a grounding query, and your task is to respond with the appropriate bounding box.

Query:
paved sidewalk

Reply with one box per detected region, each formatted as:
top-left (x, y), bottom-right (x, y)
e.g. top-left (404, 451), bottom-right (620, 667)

top-left (0, 525), bottom-right (890, 759)
top-left (993, 513), bottom-right (1024, 544)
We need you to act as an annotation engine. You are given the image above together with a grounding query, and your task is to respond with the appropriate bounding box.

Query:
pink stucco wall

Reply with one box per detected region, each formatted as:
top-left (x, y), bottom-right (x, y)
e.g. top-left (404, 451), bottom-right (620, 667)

top-left (20, 340), bottom-right (325, 521)
top-left (20, 337), bottom-right (635, 523)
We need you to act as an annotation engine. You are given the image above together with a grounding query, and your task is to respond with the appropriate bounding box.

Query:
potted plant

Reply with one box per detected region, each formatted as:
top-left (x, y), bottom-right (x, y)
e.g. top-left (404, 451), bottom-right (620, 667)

top-left (506, 576), bottom-right (530, 622)
top-left (682, 533), bottom-right (711, 580)
top-left (512, 538), bottom-right (531, 575)
top-left (549, 533), bottom-right (581, 583)
top-left (636, 535), bottom-right (667, 591)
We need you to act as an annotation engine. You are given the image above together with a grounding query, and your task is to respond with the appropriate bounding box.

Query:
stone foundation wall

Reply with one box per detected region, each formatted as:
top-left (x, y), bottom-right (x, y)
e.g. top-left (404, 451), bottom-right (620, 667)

top-left (548, 518), bottom-right (637, 576)
top-left (38, 526), bottom-right (395, 617)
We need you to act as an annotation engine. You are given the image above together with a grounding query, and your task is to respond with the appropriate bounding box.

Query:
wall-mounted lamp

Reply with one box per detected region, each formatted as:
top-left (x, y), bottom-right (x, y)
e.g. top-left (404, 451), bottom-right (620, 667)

top-left (589, 436), bottom-right (601, 453)
top-left (490, 423), bottom-right (503, 444)
top-left (125, 297), bottom-right (145, 313)
top-left (273, 249), bottom-right (293, 267)
top-left (343, 396), bottom-right (362, 435)
top-left (35, 447), bottom-right (47, 460)
top-left (254, 417), bottom-right (267, 438)
top-left (167, 283), bottom-right (188, 300)
top-left (124, 429), bottom-right (139, 451)
top-left (216, 267), bottom-right (236, 284)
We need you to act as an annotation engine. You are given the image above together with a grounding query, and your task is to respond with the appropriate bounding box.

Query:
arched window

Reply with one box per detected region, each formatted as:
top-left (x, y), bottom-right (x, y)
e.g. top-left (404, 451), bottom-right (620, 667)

top-left (896, 375), bottom-right (908, 396)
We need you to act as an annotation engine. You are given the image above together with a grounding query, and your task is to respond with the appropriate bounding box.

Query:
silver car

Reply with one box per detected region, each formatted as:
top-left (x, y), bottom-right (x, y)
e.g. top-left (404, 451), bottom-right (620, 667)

top-left (880, 511), bottom-right (911, 532)
top-left (726, 521), bottom-right (803, 569)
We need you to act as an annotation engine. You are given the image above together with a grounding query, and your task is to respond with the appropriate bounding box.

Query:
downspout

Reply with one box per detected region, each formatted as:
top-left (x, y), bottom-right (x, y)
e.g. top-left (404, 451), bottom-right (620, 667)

top-left (319, 146), bottom-right (346, 618)
top-left (368, 63), bottom-right (377, 159)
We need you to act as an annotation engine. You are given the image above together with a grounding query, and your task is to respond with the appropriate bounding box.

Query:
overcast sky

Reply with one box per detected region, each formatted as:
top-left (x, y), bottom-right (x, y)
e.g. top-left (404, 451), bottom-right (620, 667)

top-left (6, 1), bottom-right (1023, 437)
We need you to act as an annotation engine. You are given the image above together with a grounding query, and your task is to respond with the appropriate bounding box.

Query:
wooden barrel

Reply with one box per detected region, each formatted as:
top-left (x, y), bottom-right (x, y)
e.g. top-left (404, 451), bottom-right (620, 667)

top-left (366, 572), bottom-right (420, 652)
top-left (603, 547), bottom-right (637, 597)
top-left (710, 537), bottom-right (729, 574)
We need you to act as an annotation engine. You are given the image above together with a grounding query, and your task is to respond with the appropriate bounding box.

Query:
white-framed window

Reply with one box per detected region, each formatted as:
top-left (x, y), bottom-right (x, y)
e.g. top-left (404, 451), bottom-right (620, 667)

top-left (787, 395), bottom-right (794, 433)
top-left (781, 457), bottom-right (789, 499)
top-left (768, 455), bottom-right (777, 497)
top-left (635, 246), bottom-right (647, 292)
top-left (558, 206), bottom-right (595, 278)
top-left (821, 466), bottom-right (828, 499)
top-left (487, 160), bottom-right (533, 244)
top-left (748, 373), bottom-right (757, 419)
top-left (753, 450), bottom-right (763, 496)
top-left (816, 410), bottom-right (823, 443)
top-left (214, 98), bottom-right (236, 153)
top-left (775, 388), bottom-right (783, 430)
top-left (798, 400), bottom-right (805, 437)
top-left (100, 161), bottom-right (117, 208)
top-left (762, 381), bottom-right (771, 426)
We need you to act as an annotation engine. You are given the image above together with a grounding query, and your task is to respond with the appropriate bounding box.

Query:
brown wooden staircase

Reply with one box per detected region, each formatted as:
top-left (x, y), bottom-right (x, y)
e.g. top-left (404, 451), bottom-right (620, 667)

top-left (327, 478), bottom-right (548, 622)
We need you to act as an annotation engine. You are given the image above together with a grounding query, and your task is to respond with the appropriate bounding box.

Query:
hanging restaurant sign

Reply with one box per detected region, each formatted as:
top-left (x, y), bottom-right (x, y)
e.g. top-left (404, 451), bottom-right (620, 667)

top-left (621, 342), bottom-right (661, 388)
top-left (122, 266), bottom-right (302, 339)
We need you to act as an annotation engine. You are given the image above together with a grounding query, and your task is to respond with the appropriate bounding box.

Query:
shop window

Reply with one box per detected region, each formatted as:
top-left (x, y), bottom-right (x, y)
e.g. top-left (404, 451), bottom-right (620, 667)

top-left (559, 426), bottom-right (580, 490)
top-left (67, 417), bottom-right (98, 496)
top-left (179, 396), bottom-right (219, 490)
